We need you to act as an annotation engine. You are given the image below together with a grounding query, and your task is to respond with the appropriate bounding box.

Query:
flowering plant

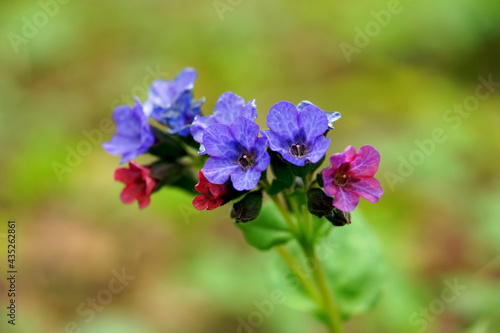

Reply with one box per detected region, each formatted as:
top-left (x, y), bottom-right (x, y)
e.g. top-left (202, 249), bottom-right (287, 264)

top-left (103, 68), bottom-right (385, 332)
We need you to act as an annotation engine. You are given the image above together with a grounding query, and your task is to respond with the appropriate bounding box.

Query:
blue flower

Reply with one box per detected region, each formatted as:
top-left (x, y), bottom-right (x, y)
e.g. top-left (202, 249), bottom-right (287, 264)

top-left (297, 100), bottom-right (341, 130)
top-left (202, 116), bottom-right (270, 191)
top-left (143, 67), bottom-right (204, 137)
top-left (102, 98), bottom-right (155, 164)
top-left (261, 101), bottom-right (331, 166)
top-left (190, 91), bottom-right (256, 154)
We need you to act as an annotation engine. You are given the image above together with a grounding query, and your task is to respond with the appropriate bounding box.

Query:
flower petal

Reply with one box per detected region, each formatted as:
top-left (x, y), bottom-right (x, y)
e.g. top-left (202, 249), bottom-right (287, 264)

top-left (230, 168), bottom-right (261, 191)
top-left (174, 67), bottom-right (197, 91)
top-left (281, 151), bottom-right (307, 166)
top-left (297, 100), bottom-right (313, 112)
top-left (332, 187), bottom-right (360, 212)
top-left (254, 137), bottom-right (270, 171)
top-left (261, 130), bottom-right (288, 156)
top-left (120, 183), bottom-right (144, 205)
top-left (347, 177), bottom-right (383, 203)
top-left (322, 167), bottom-right (338, 197)
top-left (213, 92), bottom-right (246, 125)
top-left (326, 112), bottom-right (341, 130)
top-left (114, 167), bottom-right (141, 185)
top-left (193, 195), bottom-right (209, 210)
top-left (241, 99), bottom-right (257, 121)
top-left (349, 145), bottom-right (380, 177)
top-left (266, 101), bottom-right (299, 143)
top-left (329, 145), bottom-right (356, 170)
top-left (298, 104), bottom-right (328, 144)
top-left (207, 197), bottom-right (224, 210)
top-left (190, 115), bottom-right (217, 144)
top-left (203, 124), bottom-right (241, 159)
top-left (306, 136), bottom-right (330, 164)
top-left (102, 101), bottom-right (154, 164)
top-left (203, 157), bottom-right (240, 184)
top-left (230, 116), bottom-right (260, 151)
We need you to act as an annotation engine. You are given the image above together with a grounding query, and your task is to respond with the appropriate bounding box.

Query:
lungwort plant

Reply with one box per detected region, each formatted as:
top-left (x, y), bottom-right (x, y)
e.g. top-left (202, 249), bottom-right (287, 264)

top-left (103, 67), bottom-right (385, 333)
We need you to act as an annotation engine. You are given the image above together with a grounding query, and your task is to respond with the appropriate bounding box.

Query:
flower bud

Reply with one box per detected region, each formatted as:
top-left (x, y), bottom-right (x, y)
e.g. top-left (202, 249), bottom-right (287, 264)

top-left (231, 191), bottom-right (263, 223)
top-left (307, 188), bottom-right (333, 218)
top-left (307, 188), bottom-right (351, 226)
top-left (326, 207), bottom-right (351, 227)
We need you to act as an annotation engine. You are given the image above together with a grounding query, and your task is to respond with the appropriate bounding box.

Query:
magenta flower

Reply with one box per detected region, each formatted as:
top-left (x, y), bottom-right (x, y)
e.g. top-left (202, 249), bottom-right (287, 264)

top-left (193, 170), bottom-right (228, 210)
top-left (115, 161), bottom-right (157, 209)
top-left (322, 145), bottom-right (383, 212)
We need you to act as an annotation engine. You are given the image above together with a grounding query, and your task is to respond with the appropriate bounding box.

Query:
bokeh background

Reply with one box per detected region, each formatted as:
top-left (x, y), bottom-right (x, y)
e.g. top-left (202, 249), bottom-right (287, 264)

top-left (1, 0), bottom-right (500, 332)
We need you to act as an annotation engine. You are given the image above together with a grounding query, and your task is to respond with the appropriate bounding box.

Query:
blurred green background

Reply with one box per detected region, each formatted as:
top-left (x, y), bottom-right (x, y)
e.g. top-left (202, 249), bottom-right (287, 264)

top-left (1, 0), bottom-right (500, 332)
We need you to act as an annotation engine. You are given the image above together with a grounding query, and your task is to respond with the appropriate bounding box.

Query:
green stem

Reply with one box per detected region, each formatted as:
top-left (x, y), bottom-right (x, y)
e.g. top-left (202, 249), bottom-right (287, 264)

top-left (275, 245), bottom-right (321, 305)
top-left (304, 243), bottom-right (343, 333)
top-left (270, 194), bottom-right (299, 236)
top-left (302, 176), bottom-right (313, 242)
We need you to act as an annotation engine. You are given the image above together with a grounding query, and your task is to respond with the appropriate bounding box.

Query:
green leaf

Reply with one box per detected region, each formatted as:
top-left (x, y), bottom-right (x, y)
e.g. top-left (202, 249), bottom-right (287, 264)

top-left (236, 200), bottom-right (293, 251)
top-left (270, 211), bottom-right (385, 321)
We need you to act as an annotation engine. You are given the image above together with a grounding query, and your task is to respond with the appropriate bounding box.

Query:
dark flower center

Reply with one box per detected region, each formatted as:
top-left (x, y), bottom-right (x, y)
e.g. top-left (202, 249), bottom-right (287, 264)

top-left (289, 143), bottom-right (308, 158)
top-left (334, 163), bottom-right (350, 186)
top-left (238, 153), bottom-right (255, 169)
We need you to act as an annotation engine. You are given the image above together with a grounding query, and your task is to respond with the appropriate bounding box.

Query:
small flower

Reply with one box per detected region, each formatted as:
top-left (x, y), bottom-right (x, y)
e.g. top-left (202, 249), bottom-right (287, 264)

top-left (261, 101), bottom-right (331, 166)
top-left (190, 91), bottom-right (257, 154)
top-left (193, 170), bottom-right (228, 210)
top-left (322, 145), bottom-right (383, 212)
top-left (143, 67), bottom-right (204, 136)
top-left (102, 98), bottom-right (155, 164)
top-left (202, 116), bottom-right (270, 191)
top-left (115, 161), bottom-right (157, 209)
top-left (297, 100), bottom-right (341, 130)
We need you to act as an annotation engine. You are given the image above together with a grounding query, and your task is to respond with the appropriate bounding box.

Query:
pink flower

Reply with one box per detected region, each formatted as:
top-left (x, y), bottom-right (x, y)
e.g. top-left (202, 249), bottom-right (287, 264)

top-left (115, 161), bottom-right (157, 209)
top-left (193, 170), bottom-right (228, 210)
top-left (322, 145), bottom-right (383, 212)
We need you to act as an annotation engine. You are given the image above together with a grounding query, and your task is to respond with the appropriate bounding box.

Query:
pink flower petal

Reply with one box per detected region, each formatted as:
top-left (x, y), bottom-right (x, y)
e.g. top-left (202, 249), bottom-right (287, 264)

top-left (114, 168), bottom-right (140, 184)
top-left (137, 193), bottom-right (152, 209)
top-left (120, 183), bottom-right (144, 204)
top-left (349, 145), bottom-right (380, 177)
top-left (348, 177), bottom-right (383, 203)
top-left (193, 195), bottom-right (209, 210)
top-left (332, 187), bottom-right (360, 212)
top-left (329, 145), bottom-right (356, 170)
top-left (207, 197), bottom-right (224, 210)
top-left (322, 168), bottom-right (338, 197)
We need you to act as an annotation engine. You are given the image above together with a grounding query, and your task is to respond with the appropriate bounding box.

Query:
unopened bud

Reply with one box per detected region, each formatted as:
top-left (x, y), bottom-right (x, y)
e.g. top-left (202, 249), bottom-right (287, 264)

top-left (231, 191), bottom-right (263, 223)
top-left (307, 188), bottom-right (333, 218)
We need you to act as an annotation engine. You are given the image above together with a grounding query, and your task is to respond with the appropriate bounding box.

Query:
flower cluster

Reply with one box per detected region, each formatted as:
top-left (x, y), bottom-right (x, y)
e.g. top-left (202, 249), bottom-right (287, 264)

top-left (103, 67), bottom-right (383, 222)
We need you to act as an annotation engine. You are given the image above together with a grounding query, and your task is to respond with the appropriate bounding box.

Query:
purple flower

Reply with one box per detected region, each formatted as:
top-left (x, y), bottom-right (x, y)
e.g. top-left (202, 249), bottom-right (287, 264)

top-left (143, 67), bottom-right (204, 137)
top-left (261, 101), bottom-right (331, 166)
top-left (190, 92), bottom-right (257, 154)
top-left (322, 145), bottom-right (383, 212)
top-left (297, 100), bottom-right (341, 130)
top-left (102, 98), bottom-right (155, 164)
top-left (202, 116), bottom-right (270, 191)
